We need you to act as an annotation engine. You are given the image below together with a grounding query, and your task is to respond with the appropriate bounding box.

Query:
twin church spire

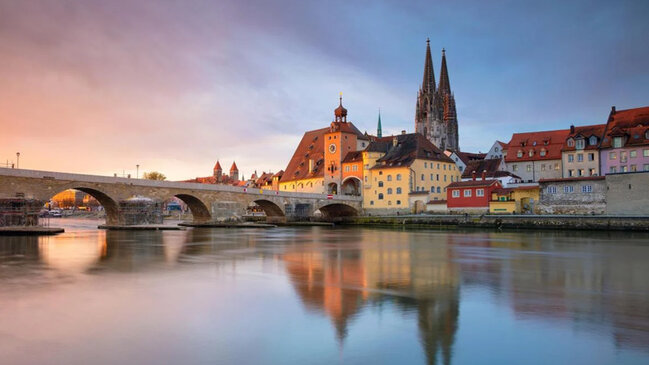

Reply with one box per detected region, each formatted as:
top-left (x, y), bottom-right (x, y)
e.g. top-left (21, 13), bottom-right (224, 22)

top-left (415, 39), bottom-right (459, 152)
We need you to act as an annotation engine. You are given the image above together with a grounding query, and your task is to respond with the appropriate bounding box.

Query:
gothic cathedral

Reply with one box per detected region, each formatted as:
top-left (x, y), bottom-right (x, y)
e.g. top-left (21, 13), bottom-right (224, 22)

top-left (415, 39), bottom-right (459, 152)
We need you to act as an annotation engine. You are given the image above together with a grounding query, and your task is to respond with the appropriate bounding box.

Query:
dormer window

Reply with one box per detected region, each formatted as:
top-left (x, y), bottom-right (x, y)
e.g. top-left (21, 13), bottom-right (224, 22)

top-left (533, 141), bottom-right (537, 146)
top-left (589, 136), bottom-right (597, 145)
top-left (645, 130), bottom-right (649, 139)
top-left (613, 137), bottom-right (623, 148)
top-left (575, 138), bottom-right (585, 150)
top-left (517, 150), bottom-right (523, 158)
top-left (528, 150), bottom-right (534, 157)
top-left (567, 138), bottom-right (575, 147)
top-left (544, 140), bottom-right (549, 146)
top-left (540, 149), bottom-right (547, 157)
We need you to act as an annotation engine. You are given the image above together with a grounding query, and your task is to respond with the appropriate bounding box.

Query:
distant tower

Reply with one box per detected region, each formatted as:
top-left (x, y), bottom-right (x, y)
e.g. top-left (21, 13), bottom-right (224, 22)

top-left (415, 39), bottom-right (459, 151)
top-left (213, 160), bottom-right (223, 182)
top-left (229, 162), bottom-right (239, 181)
top-left (377, 110), bottom-right (383, 138)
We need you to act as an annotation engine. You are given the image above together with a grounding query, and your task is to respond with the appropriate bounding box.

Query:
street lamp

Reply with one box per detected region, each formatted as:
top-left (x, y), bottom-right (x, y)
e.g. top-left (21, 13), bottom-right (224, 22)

top-left (136, 164), bottom-right (140, 179)
top-left (16, 152), bottom-right (20, 169)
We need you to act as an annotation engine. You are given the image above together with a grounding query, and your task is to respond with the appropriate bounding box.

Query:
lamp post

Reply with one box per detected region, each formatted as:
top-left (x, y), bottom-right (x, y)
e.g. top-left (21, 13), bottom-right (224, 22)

top-left (136, 164), bottom-right (140, 179)
top-left (16, 152), bottom-right (20, 169)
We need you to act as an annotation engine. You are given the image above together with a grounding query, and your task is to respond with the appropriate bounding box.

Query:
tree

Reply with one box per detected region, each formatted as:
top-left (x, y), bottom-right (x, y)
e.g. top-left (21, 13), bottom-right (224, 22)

top-left (142, 171), bottom-right (166, 181)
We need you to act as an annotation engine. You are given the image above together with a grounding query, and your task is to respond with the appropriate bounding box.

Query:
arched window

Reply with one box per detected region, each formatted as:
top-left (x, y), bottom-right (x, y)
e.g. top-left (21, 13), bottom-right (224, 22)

top-left (421, 174), bottom-right (425, 181)
top-left (396, 174), bottom-right (402, 181)
top-left (528, 149), bottom-right (534, 157)
top-left (589, 136), bottom-right (598, 145)
top-left (396, 187), bottom-right (402, 194)
top-left (378, 181), bottom-right (384, 187)
top-left (387, 175), bottom-right (392, 181)
top-left (437, 187), bottom-right (441, 193)
top-left (387, 188), bottom-right (393, 194)
top-left (378, 193), bottom-right (384, 200)
top-left (430, 186), bottom-right (434, 192)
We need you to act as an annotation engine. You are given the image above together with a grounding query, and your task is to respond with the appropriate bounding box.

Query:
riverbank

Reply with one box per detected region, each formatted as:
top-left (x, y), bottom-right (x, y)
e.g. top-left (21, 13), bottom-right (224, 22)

top-left (349, 214), bottom-right (649, 231)
top-left (0, 226), bottom-right (64, 235)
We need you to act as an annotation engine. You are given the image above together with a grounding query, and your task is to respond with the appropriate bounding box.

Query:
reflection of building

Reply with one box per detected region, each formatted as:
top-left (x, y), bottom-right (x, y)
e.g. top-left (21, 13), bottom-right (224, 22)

top-left (283, 230), bottom-right (460, 363)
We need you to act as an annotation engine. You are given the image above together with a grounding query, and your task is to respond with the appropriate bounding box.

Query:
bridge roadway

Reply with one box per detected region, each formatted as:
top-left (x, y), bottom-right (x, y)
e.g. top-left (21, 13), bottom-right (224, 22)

top-left (0, 168), bottom-right (362, 225)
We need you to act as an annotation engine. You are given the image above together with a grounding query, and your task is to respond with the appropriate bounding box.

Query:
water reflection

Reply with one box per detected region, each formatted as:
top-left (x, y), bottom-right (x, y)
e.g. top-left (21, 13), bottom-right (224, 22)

top-left (0, 222), bottom-right (648, 364)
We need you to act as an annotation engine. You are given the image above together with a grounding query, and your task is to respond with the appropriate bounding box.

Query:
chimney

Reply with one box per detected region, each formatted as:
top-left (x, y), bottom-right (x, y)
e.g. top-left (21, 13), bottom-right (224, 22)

top-left (482, 170), bottom-right (487, 181)
top-left (308, 159), bottom-right (314, 173)
top-left (401, 130), bottom-right (406, 135)
top-left (570, 125), bottom-right (575, 134)
top-left (611, 106), bottom-right (616, 114)
top-left (472, 170), bottom-right (476, 181)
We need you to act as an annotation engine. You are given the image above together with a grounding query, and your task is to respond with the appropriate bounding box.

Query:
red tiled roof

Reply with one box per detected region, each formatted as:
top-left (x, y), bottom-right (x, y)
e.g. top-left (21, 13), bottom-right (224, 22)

top-left (447, 179), bottom-right (501, 188)
top-left (600, 106), bottom-right (649, 149)
top-left (230, 162), bottom-right (238, 172)
top-left (455, 151), bottom-right (486, 165)
top-left (214, 161), bottom-right (222, 171)
top-left (461, 159), bottom-right (502, 178)
top-left (342, 150), bottom-right (363, 163)
top-left (562, 124), bottom-right (606, 151)
top-left (505, 129), bottom-right (570, 162)
top-left (280, 127), bottom-right (328, 183)
top-left (369, 133), bottom-right (453, 170)
top-left (272, 170), bottom-right (284, 178)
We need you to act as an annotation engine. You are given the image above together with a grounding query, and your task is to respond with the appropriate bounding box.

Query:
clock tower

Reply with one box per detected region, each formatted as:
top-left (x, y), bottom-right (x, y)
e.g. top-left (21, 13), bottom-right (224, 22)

top-left (324, 94), bottom-right (358, 194)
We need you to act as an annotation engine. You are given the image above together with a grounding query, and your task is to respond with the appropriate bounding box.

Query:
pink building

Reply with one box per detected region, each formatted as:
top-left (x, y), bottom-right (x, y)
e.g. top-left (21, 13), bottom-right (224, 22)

top-left (599, 106), bottom-right (649, 175)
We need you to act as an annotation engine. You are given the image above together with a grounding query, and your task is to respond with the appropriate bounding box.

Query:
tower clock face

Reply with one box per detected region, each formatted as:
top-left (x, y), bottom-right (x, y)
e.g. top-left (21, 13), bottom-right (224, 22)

top-left (328, 143), bottom-right (337, 154)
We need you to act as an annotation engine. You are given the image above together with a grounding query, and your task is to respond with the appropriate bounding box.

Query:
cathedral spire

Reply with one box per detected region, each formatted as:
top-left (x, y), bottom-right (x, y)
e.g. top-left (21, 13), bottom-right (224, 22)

top-left (438, 48), bottom-right (451, 96)
top-left (377, 109), bottom-right (382, 138)
top-left (422, 38), bottom-right (436, 92)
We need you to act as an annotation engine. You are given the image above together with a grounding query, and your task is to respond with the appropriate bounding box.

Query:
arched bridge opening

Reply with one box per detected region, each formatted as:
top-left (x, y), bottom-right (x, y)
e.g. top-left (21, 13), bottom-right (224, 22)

top-left (47, 187), bottom-right (121, 226)
top-left (252, 199), bottom-right (286, 223)
top-left (317, 203), bottom-right (359, 221)
top-left (174, 194), bottom-right (212, 223)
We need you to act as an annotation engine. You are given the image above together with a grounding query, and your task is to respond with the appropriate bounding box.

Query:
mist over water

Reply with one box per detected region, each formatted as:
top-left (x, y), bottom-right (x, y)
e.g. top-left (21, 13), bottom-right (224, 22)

top-left (1, 219), bottom-right (648, 364)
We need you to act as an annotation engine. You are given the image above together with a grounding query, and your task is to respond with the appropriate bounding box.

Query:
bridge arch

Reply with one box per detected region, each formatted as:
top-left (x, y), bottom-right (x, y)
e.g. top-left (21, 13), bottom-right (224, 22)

top-left (174, 194), bottom-right (212, 223)
top-left (316, 203), bottom-right (358, 220)
top-left (253, 199), bottom-right (285, 217)
top-left (49, 187), bottom-right (121, 225)
top-left (341, 176), bottom-right (362, 196)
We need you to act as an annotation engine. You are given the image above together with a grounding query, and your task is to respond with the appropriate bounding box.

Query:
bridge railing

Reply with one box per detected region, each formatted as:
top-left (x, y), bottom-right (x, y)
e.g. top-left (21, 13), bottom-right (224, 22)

top-left (0, 167), bottom-right (361, 202)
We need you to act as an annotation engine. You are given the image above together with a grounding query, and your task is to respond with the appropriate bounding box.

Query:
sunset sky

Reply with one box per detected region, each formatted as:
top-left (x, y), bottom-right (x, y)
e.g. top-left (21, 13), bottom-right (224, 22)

top-left (1, 0), bottom-right (648, 180)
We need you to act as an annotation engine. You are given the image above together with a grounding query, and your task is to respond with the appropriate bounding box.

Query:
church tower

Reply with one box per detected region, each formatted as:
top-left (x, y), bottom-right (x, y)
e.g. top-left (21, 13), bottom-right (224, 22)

top-left (415, 40), bottom-right (459, 151)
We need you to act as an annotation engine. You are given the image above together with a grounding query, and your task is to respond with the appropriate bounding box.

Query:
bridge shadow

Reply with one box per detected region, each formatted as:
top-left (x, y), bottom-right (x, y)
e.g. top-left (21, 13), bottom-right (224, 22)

top-left (174, 194), bottom-right (211, 223)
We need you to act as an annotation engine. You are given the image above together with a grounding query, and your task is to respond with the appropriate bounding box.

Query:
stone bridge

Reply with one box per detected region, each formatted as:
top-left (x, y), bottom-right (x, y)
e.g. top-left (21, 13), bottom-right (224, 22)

top-left (0, 168), bottom-right (362, 226)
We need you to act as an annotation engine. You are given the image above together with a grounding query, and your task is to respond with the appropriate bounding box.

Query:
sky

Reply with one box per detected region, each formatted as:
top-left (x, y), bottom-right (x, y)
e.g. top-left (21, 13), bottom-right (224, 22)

top-left (1, 0), bottom-right (648, 180)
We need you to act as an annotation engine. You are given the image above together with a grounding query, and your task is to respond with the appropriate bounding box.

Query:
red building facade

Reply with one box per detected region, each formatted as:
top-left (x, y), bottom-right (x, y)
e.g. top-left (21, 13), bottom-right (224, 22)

top-left (446, 176), bottom-right (502, 212)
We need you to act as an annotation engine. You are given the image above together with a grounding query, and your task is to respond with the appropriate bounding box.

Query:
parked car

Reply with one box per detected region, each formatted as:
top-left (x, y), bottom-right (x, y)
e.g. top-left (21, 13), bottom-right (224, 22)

top-left (49, 209), bottom-right (63, 218)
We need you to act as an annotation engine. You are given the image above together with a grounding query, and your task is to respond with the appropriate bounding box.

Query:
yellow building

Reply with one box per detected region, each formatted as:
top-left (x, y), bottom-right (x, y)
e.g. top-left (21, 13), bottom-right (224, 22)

top-left (363, 133), bottom-right (460, 213)
top-left (489, 185), bottom-right (540, 214)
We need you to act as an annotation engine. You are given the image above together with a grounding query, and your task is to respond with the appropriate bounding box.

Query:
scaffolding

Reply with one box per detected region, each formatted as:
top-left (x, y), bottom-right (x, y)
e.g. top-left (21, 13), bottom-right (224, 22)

top-left (0, 198), bottom-right (42, 227)
top-left (119, 196), bottom-right (163, 225)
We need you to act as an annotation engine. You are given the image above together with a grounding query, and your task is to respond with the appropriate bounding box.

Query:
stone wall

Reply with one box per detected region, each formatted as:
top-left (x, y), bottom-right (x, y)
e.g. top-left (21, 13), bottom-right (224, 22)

top-left (606, 172), bottom-right (649, 215)
top-left (537, 179), bottom-right (606, 214)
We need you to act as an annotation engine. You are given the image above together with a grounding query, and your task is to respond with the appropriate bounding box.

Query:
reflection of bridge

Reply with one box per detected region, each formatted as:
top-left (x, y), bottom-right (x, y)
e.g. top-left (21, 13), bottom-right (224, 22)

top-left (0, 168), bottom-right (361, 225)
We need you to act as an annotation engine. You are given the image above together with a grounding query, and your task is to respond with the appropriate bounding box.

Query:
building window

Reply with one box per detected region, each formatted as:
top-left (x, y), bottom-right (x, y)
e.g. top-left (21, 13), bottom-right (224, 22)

top-left (444, 175), bottom-right (447, 182)
top-left (609, 152), bottom-right (616, 160)
top-left (589, 168), bottom-right (596, 176)
top-left (352, 165), bottom-right (358, 171)
top-left (512, 164), bottom-right (518, 171)
top-left (567, 139), bottom-right (575, 147)
top-left (364, 176), bottom-right (368, 183)
top-left (396, 200), bottom-right (401, 205)
top-left (379, 171), bottom-right (383, 175)
top-left (568, 154), bottom-right (574, 162)
top-left (345, 166), bottom-right (350, 172)
top-left (620, 151), bottom-right (628, 163)
top-left (370, 200), bottom-right (374, 205)
top-left (424, 162), bottom-right (428, 168)
top-left (517, 150), bottom-right (523, 158)
top-left (578, 169), bottom-right (584, 176)
top-left (529, 150), bottom-right (534, 157)
top-left (541, 164), bottom-right (546, 171)
top-left (644, 164), bottom-right (649, 172)
top-left (631, 164), bottom-right (637, 172)
top-left (463, 189), bottom-right (472, 197)
top-left (443, 164), bottom-right (447, 170)
top-left (430, 173), bottom-right (434, 180)
top-left (387, 175), bottom-right (392, 181)
top-left (526, 165), bottom-right (532, 172)
top-left (436, 174), bottom-right (439, 181)
top-left (387, 188), bottom-right (393, 194)
top-left (437, 187), bottom-right (441, 193)
top-left (546, 186), bottom-right (557, 194)
top-left (588, 153), bottom-right (595, 161)
top-left (589, 136), bottom-right (597, 145)
top-left (378, 193), bottom-right (384, 200)
top-left (610, 166), bottom-right (617, 173)
top-left (430, 186), bottom-right (434, 193)
top-left (396, 187), bottom-right (402, 194)
top-left (421, 174), bottom-right (424, 181)
top-left (388, 201), bottom-right (392, 206)
top-left (568, 169), bottom-right (574, 177)
top-left (476, 189), bottom-right (484, 197)
top-left (576, 139), bottom-right (585, 150)
top-left (564, 185), bottom-right (573, 193)
top-left (581, 185), bottom-right (592, 193)
top-left (613, 137), bottom-right (623, 148)
top-left (630, 150), bottom-right (637, 158)
top-left (555, 163), bottom-right (560, 170)
top-left (452, 190), bottom-right (460, 198)
top-left (577, 154), bottom-right (583, 162)
top-left (644, 149), bottom-right (649, 157)
top-left (437, 163), bottom-right (440, 169)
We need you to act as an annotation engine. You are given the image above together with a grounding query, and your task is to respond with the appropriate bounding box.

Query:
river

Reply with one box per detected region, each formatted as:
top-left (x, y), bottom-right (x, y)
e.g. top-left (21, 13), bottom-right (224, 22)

top-left (1, 219), bottom-right (648, 364)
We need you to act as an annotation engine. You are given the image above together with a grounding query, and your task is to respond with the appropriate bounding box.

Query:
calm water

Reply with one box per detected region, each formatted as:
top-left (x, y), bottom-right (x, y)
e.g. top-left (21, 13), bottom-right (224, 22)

top-left (1, 219), bottom-right (648, 365)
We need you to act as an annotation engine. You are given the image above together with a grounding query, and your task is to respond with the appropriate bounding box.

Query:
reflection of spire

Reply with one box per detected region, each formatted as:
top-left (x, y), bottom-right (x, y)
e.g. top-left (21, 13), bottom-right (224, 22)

top-left (417, 297), bottom-right (459, 365)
